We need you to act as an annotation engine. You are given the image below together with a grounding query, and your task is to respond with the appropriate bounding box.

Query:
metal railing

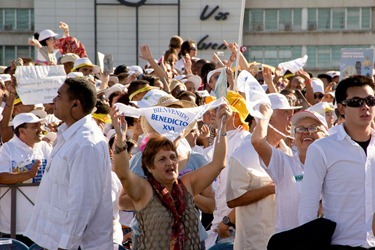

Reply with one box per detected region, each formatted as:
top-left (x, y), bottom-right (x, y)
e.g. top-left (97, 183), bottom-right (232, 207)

top-left (0, 183), bottom-right (39, 238)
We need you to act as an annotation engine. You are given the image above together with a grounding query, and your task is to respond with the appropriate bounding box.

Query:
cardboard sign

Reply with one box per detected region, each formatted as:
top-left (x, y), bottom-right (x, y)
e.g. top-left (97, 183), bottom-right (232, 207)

top-left (15, 65), bottom-right (66, 104)
top-left (98, 52), bottom-right (114, 75)
top-left (115, 98), bottom-right (226, 141)
top-left (340, 48), bottom-right (374, 80)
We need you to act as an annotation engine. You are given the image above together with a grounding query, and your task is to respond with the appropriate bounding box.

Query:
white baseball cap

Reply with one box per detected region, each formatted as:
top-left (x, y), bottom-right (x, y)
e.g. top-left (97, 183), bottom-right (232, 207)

top-left (291, 110), bottom-right (328, 129)
top-left (11, 113), bottom-right (46, 129)
top-left (307, 102), bottom-right (334, 118)
top-left (127, 65), bottom-right (143, 76)
top-left (130, 89), bottom-right (168, 108)
top-left (182, 75), bottom-right (202, 91)
top-left (311, 78), bottom-right (325, 93)
top-left (268, 93), bottom-right (302, 110)
top-left (206, 68), bottom-right (223, 83)
top-left (0, 74), bottom-right (11, 82)
top-left (98, 83), bottom-right (126, 98)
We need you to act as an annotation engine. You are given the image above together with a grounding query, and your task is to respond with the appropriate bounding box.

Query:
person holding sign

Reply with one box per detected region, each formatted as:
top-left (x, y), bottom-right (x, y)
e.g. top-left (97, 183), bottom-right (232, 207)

top-left (112, 102), bottom-right (230, 249)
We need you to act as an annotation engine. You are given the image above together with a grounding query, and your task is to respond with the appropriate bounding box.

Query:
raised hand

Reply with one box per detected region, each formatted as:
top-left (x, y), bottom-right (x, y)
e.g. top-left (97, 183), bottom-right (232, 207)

top-left (59, 21), bottom-right (69, 36)
top-left (28, 160), bottom-right (41, 179)
top-left (110, 107), bottom-right (127, 147)
top-left (259, 103), bottom-right (273, 121)
top-left (139, 45), bottom-right (154, 61)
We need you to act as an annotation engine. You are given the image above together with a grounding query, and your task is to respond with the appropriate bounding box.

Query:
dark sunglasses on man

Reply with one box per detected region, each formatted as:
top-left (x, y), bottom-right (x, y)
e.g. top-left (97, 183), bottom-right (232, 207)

top-left (314, 93), bottom-right (324, 99)
top-left (341, 95), bottom-right (375, 108)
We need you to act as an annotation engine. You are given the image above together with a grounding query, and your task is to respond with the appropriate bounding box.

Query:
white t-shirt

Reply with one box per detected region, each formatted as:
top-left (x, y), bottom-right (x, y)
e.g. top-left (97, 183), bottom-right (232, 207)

top-left (0, 136), bottom-right (51, 234)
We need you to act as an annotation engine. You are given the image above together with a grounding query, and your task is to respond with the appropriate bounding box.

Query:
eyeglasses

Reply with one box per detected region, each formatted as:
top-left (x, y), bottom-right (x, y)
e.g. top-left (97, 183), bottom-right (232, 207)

top-left (341, 95), bottom-right (375, 108)
top-left (314, 93), bottom-right (324, 99)
top-left (295, 126), bottom-right (322, 134)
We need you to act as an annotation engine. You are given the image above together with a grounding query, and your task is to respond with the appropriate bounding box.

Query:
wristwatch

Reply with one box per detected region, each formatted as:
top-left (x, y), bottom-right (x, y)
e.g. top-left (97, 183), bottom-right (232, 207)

top-left (222, 216), bottom-right (235, 228)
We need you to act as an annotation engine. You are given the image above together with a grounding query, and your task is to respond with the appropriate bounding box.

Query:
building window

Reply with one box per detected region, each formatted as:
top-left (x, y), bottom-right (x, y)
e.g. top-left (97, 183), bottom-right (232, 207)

top-left (247, 46), bottom-right (302, 66)
top-left (0, 46), bottom-right (35, 66)
top-left (247, 7), bottom-right (371, 32)
top-left (246, 8), bottom-right (302, 32)
top-left (246, 45), bottom-right (372, 70)
top-left (308, 7), bottom-right (371, 31)
top-left (0, 8), bottom-right (34, 31)
top-left (306, 45), bottom-right (370, 69)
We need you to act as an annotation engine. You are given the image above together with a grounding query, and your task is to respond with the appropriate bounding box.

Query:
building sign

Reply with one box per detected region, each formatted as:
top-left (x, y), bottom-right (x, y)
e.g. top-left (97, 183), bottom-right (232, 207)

top-left (117, 0), bottom-right (147, 7)
top-left (197, 5), bottom-right (229, 51)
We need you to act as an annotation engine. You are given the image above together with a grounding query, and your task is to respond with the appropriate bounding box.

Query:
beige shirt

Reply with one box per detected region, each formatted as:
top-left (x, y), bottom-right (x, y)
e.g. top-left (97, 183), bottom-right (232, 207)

top-left (227, 135), bottom-right (277, 250)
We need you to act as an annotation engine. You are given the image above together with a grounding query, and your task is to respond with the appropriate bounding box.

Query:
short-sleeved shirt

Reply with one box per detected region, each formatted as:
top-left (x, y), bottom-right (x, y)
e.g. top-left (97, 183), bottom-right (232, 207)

top-left (0, 136), bottom-right (51, 234)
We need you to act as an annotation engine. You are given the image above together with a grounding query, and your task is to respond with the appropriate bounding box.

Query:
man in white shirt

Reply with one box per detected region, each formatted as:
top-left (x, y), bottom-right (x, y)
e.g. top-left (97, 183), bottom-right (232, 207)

top-left (0, 113), bottom-right (52, 245)
top-left (25, 78), bottom-right (113, 250)
top-left (226, 93), bottom-right (298, 250)
top-left (299, 75), bottom-right (375, 248)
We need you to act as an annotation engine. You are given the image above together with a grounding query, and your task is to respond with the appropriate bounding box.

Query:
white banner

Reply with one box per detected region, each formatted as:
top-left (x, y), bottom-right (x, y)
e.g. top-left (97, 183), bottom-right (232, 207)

top-left (278, 55), bottom-right (308, 74)
top-left (15, 65), bottom-right (66, 105)
top-left (236, 70), bottom-right (270, 119)
top-left (115, 98), bottom-right (226, 141)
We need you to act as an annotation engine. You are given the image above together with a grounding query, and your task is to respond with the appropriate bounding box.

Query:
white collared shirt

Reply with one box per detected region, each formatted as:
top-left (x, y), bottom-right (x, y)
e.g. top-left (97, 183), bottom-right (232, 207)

top-left (299, 123), bottom-right (375, 248)
top-left (227, 135), bottom-right (276, 250)
top-left (0, 136), bottom-right (51, 234)
top-left (25, 115), bottom-right (113, 250)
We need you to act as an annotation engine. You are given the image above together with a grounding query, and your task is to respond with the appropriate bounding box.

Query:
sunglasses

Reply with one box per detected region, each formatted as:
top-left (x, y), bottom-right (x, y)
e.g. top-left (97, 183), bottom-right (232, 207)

top-left (190, 47), bottom-right (197, 51)
top-left (295, 126), bottom-right (322, 134)
top-left (341, 95), bottom-right (375, 108)
top-left (314, 93), bottom-right (324, 99)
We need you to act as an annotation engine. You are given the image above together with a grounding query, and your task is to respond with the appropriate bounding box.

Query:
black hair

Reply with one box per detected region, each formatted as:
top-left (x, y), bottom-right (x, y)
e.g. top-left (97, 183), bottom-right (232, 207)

top-left (201, 62), bottom-right (216, 88)
top-left (127, 80), bottom-right (149, 98)
top-left (335, 75), bottom-right (375, 104)
top-left (94, 99), bottom-right (110, 114)
top-left (114, 64), bottom-right (129, 75)
top-left (138, 74), bottom-right (160, 86)
top-left (14, 123), bottom-right (28, 137)
top-left (64, 77), bottom-right (97, 115)
top-left (179, 40), bottom-right (196, 58)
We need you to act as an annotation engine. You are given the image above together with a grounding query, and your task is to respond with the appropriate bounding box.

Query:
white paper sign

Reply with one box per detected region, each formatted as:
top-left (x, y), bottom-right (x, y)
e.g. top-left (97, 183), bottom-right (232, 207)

top-left (97, 52), bottom-right (105, 73)
top-left (278, 55), bottom-right (308, 74)
top-left (15, 65), bottom-right (66, 105)
top-left (115, 98), bottom-right (226, 141)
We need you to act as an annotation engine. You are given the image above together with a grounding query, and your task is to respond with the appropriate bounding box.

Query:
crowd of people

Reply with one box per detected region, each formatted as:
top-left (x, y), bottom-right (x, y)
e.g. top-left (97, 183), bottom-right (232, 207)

top-left (0, 21), bottom-right (375, 250)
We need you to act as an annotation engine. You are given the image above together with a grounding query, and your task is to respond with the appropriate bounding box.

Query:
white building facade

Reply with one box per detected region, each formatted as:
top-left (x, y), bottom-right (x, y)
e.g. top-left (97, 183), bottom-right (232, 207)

top-left (1, 0), bottom-right (374, 74)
